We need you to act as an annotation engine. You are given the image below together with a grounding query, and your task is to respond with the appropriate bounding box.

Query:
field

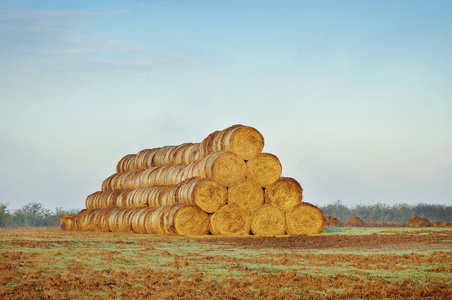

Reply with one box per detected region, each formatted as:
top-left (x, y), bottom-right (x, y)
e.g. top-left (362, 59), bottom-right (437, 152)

top-left (1, 227), bottom-right (451, 299)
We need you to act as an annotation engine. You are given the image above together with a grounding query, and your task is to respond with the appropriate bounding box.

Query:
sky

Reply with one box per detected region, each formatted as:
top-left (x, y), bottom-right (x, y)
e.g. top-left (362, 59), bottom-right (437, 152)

top-left (1, 0), bottom-right (451, 211)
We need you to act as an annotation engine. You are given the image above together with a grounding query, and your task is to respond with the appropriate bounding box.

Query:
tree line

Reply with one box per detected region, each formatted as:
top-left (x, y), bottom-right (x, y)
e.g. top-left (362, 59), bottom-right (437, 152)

top-left (320, 200), bottom-right (451, 223)
top-left (0, 202), bottom-right (79, 227)
top-left (0, 201), bottom-right (450, 227)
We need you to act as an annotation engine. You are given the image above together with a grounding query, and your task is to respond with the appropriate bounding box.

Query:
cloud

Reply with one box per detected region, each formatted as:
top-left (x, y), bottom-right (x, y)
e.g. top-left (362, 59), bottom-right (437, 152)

top-left (0, 6), bottom-right (202, 102)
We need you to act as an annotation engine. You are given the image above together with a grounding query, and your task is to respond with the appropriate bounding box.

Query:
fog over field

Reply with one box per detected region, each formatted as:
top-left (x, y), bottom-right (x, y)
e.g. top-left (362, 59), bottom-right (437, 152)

top-left (1, 0), bottom-right (451, 210)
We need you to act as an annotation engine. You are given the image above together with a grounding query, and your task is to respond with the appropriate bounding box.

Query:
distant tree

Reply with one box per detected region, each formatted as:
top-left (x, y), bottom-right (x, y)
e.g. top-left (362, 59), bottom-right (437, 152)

top-left (12, 202), bottom-right (52, 226)
top-left (0, 203), bottom-right (12, 226)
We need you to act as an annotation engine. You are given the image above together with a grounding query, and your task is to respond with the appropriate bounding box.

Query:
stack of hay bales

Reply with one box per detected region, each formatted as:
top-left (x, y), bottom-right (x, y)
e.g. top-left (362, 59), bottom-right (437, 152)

top-left (66, 124), bottom-right (324, 236)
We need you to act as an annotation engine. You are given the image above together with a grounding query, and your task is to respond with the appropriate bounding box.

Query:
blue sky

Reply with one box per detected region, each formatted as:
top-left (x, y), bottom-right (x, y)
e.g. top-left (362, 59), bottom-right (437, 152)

top-left (1, 0), bottom-right (451, 211)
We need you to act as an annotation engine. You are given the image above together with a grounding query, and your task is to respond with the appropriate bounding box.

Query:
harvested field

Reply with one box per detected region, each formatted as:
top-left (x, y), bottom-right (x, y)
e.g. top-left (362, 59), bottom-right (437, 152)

top-left (1, 227), bottom-right (451, 299)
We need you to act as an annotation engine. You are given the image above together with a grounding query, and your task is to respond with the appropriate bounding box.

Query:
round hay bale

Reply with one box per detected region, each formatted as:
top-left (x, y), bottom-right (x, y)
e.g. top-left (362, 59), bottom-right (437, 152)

top-left (146, 185), bottom-right (174, 207)
top-left (210, 204), bottom-right (251, 236)
top-left (130, 208), bottom-right (151, 234)
top-left (85, 191), bottom-right (103, 209)
top-left (170, 204), bottom-right (210, 236)
top-left (148, 205), bottom-right (173, 235)
top-left (173, 177), bottom-right (227, 213)
top-left (286, 203), bottom-right (325, 235)
top-left (59, 215), bottom-right (75, 231)
top-left (172, 143), bottom-right (196, 164)
top-left (217, 124), bottom-right (265, 160)
top-left (199, 130), bottom-right (220, 157)
top-left (246, 153), bottom-right (282, 188)
top-left (116, 154), bottom-right (137, 173)
top-left (324, 215), bottom-right (342, 227)
top-left (227, 178), bottom-right (264, 214)
top-left (135, 148), bottom-right (159, 170)
top-left (152, 146), bottom-right (176, 167)
top-left (202, 151), bottom-right (246, 187)
top-left (74, 209), bottom-right (90, 231)
top-left (344, 216), bottom-right (366, 227)
top-left (406, 217), bottom-right (432, 227)
top-left (250, 205), bottom-right (286, 236)
top-left (264, 177), bottom-right (303, 212)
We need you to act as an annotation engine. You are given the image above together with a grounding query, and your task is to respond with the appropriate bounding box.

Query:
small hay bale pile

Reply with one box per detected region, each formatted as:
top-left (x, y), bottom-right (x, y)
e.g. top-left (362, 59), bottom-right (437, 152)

top-left (64, 124), bottom-right (324, 236)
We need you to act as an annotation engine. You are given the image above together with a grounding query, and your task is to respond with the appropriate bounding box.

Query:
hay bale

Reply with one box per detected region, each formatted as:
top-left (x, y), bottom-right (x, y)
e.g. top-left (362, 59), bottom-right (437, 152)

top-left (264, 177), bottom-right (303, 212)
top-left (344, 216), bottom-right (366, 227)
top-left (130, 208), bottom-right (154, 234)
top-left (250, 205), bottom-right (286, 236)
top-left (286, 203), bottom-right (325, 235)
top-left (116, 154), bottom-right (137, 173)
top-left (133, 148), bottom-right (159, 170)
top-left (202, 151), bottom-right (247, 187)
top-left (246, 153), bottom-right (282, 188)
top-left (227, 178), bottom-right (264, 214)
top-left (215, 124), bottom-right (265, 160)
top-left (406, 217), bottom-right (432, 227)
top-left (59, 215), bottom-right (75, 231)
top-left (166, 204), bottom-right (210, 236)
top-left (210, 204), bottom-right (251, 236)
top-left (172, 177), bottom-right (227, 213)
top-left (143, 185), bottom-right (173, 207)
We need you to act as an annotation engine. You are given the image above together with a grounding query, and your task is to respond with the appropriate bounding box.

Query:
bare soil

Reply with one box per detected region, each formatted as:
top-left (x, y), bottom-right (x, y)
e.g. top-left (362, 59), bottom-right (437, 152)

top-left (0, 227), bottom-right (451, 299)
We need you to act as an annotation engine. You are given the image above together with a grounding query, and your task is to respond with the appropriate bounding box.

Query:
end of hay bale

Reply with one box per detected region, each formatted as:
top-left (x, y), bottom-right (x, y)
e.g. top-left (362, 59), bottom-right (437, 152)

top-left (210, 204), bottom-right (251, 236)
top-left (173, 204), bottom-right (210, 236)
top-left (286, 203), bottom-right (325, 235)
top-left (175, 177), bottom-right (227, 213)
top-left (220, 124), bottom-right (265, 160)
top-left (251, 204), bottom-right (286, 236)
top-left (246, 153), bottom-right (282, 188)
top-left (203, 151), bottom-right (247, 187)
top-left (264, 177), bottom-right (303, 212)
top-left (227, 178), bottom-right (264, 214)
top-left (59, 215), bottom-right (76, 231)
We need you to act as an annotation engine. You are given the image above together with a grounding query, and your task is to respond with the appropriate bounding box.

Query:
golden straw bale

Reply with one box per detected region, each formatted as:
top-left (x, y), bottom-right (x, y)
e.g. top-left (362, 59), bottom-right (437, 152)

top-left (85, 191), bottom-right (103, 209)
top-left (59, 215), bottom-right (75, 231)
top-left (210, 204), bottom-right (251, 236)
top-left (132, 208), bottom-right (156, 234)
top-left (169, 204), bottom-right (210, 236)
top-left (117, 208), bottom-right (139, 233)
top-left (144, 185), bottom-right (173, 207)
top-left (173, 177), bottom-right (227, 213)
top-left (193, 151), bottom-right (246, 187)
top-left (250, 204), bottom-right (286, 236)
top-left (134, 148), bottom-right (159, 170)
top-left (159, 188), bottom-right (177, 206)
top-left (148, 205), bottom-right (174, 235)
top-left (227, 178), bottom-right (264, 214)
top-left (265, 177), bottom-right (303, 212)
top-left (116, 154), bottom-right (137, 173)
top-left (217, 124), bottom-right (265, 160)
top-left (106, 208), bottom-right (124, 232)
top-left (138, 167), bottom-right (159, 188)
top-left (101, 208), bottom-right (120, 232)
top-left (286, 203), bottom-right (325, 235)
top-left (199, 131), bottom-right (220, 157)
top-left (246, 153), bottom-right (282, 188)
top-left (152, 146), bottom-right (176, 167)
top-left (172, 143), bottom-right (196, 164)
top-left (74, 209), bottom-right (89, 231)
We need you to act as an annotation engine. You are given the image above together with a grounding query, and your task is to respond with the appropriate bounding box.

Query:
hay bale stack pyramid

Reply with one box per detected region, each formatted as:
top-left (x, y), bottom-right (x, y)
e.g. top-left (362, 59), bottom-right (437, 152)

top-left (65, 124), bottom-right (325, 236)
